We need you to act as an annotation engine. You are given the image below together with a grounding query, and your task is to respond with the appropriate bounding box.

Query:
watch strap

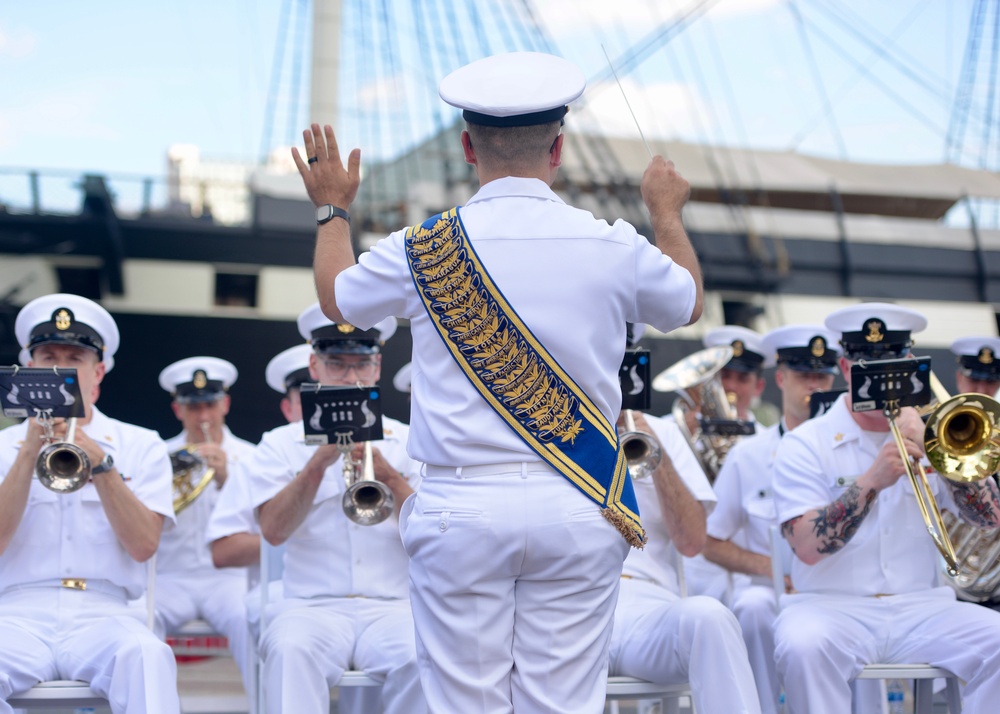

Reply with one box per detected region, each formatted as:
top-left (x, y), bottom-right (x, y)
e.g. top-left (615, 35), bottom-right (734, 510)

top-left (317, 204), bottom-right (351, 226)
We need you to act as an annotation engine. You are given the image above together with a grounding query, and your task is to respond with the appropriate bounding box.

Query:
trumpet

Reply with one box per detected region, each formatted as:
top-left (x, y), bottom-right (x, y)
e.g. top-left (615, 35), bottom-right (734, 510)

top-left (36, 415), bottom-right (91, 494)
top-left (342, 441), bottom-right (395, 526)
top-left (619, 410), bottom-right (662, 479)
top-left (885, 373), bottom-right (1000, 576)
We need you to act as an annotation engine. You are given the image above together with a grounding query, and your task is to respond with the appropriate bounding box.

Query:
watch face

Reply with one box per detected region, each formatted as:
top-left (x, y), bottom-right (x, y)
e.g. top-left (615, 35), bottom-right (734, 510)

top-left (316, 205), bottom-right (331, 222)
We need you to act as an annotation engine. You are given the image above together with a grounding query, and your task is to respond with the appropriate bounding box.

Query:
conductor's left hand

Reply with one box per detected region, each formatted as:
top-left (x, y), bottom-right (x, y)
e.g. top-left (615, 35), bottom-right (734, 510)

top-left (292, 123), bottom-right (361, 210)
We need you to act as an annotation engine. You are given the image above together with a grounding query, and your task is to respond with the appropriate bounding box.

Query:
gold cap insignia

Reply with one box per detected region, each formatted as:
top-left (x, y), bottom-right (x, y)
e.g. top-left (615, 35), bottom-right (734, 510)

top-left (336, 323), bottom-right (356, 334)
top-left (193, 369), bottom-right (208, 389)
top-left (979, 347), bottom-right (994, 365)
top-left (54, 308), bottom-right (72, 331)
top-left (864, 319), bottom-right (884, 343)
top-left (731, 339), bottom-right (745, 357)
top-left (810, 336), bottom-right (826, 358)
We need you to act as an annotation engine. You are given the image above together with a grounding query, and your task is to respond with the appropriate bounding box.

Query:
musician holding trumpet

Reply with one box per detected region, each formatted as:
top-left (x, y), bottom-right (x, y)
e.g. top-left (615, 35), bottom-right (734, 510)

top-left (155, 356), bottom-right (256, 692)
top-left (246, 303), bottom-right (426, 714)
top-left (0, 294), bottom-right (179, 714)
top-left (773, 303), bottom-right (1000, 714)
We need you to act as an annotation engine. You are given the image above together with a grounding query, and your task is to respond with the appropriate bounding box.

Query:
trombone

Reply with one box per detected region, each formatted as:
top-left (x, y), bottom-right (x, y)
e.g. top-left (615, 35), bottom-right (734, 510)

top-left (887, 373), bottom-right (1000, 576)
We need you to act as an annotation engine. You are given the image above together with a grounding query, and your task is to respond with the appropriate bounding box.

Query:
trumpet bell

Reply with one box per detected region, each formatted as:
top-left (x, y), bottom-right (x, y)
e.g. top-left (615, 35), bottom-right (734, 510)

top-left (343, 480), bottom-right (395, 526)
top-left (924, 393), bottom-right (1000, 484)
top-left (36, 442), bottom-right (91, 494)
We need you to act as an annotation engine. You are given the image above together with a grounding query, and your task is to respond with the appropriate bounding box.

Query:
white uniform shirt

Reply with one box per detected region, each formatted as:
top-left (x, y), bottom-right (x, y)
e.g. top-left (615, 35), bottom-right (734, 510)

top-left (0, 407), bottom-right (175, 598)
top-left (205, 459), bottom-right (259, 544)
top-left (622, 414), bottom-right (716, 594)
top-left (244, 416), bottom-right (419, 600)
top-left (336, 177), bottom-right (697, 467)
top-left (773, 394), bottom-right (955, 596)
top-left (157, 426), bottom-right (256, 574)
top-left (708, 423), bottom-right (781, 560)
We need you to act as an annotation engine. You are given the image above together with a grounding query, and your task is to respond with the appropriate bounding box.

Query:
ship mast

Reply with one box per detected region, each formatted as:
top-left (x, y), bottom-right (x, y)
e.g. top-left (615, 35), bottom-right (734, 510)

top-left (310, 0), bottom-right (343, 129)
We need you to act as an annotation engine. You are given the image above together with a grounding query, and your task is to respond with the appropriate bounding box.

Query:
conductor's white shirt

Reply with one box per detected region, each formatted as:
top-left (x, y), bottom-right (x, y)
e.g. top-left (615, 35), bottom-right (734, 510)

top-left (773, 394), bottom-right (956, 596)
top-left (0, 406), bottom-right (175, 598)
top-left (336, 177), bottom-right (698, 467)
top-left (244, 416), bottom-right (419, 600)
top-left (158, 426), bottom-right (256, 573)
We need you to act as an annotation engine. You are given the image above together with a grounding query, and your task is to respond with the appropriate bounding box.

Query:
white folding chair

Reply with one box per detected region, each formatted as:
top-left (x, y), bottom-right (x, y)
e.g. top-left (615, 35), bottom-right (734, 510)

top-left (606, 676), bottom-right (694, 714)
top-left (8, 556), bottom-right (159, 712)
top-left (768, 525), bottom-right (963, 714)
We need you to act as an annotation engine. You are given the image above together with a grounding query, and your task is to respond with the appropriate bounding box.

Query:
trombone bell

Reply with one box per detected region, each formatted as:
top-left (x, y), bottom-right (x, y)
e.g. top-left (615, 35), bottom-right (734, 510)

top-left (924, 394), bottom-right (1000, 483)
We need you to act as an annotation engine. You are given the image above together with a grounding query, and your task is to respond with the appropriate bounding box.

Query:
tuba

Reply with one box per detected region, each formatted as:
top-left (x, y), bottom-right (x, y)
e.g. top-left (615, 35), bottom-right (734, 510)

top-left (36, 416), bottom-right (91, 494)
top-left (652, 345), bottom-right (754, 483)
top-left (342, 441), bottom-right (395, 526)
top-left (619, 409), bottom-right (662, 479)
top-left (171, 423), bottom-right (216, 515)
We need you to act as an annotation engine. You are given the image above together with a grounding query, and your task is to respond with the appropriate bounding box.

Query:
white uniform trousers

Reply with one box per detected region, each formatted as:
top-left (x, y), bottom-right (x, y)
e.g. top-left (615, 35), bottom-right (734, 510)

top-left (682, 554), bottom-right (732, 603)
top-left (259, 596), bottom-right (424, 714)
top-left (731, 584), bottom-right (781, 714)
top-left (775, 587), bottom-right (1000, 714)
top-left (402, 464), bottom-right (630, 714)
top-left (610, 579), bottom-right (762, 714)
top-left (155, 568), bottom-right (251, 690)
top-left (0, 588), bottom-right (179, 714)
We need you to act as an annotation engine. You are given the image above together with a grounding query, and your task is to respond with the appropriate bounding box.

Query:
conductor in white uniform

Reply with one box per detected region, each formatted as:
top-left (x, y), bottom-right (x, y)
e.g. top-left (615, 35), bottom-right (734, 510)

top-left (0, 294), bottom-right (179, 714)
top-left (295, 51), bottom-right (703, 713)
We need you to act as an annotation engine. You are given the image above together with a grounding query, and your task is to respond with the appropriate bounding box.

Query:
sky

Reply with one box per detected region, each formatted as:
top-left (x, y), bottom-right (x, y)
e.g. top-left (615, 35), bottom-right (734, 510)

top-left (0, 0), bottom-right (991, 212)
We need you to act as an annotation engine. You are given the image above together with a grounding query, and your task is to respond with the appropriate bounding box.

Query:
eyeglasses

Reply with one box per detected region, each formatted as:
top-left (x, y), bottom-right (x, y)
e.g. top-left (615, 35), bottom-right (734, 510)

top-left (319, 357), bottom-right (379, 380)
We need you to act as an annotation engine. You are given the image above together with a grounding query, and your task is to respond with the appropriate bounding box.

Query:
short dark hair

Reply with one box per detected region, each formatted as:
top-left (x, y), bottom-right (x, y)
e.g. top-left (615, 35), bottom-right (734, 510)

top-left (466, 120), bottom-right (561, 173)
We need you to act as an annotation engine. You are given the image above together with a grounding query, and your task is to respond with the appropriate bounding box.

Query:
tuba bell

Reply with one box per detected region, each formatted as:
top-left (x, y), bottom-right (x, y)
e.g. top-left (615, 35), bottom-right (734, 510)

top-left (171, 422), bottom-right (216, 515)
top-left (342, 441), bottom-right (395, 526)
top-left (652, 345), bottom-right (754, 483)
top-left (619, 410), bottom-right (662, 479)
top-left (36, 416), bottom-right (91, 494)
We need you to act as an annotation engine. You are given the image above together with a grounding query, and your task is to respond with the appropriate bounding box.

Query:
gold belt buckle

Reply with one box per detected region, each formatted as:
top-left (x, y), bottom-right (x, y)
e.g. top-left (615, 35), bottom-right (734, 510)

top-left (61, 578), bottom-right (87, 591)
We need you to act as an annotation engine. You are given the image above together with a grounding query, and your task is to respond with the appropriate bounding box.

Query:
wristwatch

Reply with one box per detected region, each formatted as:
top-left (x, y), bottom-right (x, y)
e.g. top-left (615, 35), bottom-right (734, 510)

top-left (316, 204), bottom-right (351, 226)
top-left (91, 454), bottom-right (114, 475)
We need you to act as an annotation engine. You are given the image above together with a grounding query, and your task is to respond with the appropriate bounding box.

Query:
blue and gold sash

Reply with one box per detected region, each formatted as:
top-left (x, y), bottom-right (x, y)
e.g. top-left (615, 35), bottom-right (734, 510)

top-left (405, 209), bottom-right (645, 547)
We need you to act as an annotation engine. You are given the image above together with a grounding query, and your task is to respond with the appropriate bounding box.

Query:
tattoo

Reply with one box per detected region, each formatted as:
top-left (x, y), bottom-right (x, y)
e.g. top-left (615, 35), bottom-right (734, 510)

top-left (811, 483), bottom-right (876, 555)
top-left (948, 479), bottom-right (1000, 528)
top-left (781, 517), bottom-right (802, 554)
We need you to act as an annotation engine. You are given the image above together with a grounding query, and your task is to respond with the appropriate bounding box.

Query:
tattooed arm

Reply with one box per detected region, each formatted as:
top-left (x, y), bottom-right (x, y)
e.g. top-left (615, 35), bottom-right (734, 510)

top-left (781, 434), bottom-right (923, 565)
top-left (946, 477), bottom-right (1000, 529)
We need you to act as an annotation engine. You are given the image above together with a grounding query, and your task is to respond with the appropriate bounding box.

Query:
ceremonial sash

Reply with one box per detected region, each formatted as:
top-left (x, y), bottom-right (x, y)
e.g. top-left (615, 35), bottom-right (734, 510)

top-left (404, 208), bottom-right (646, 547)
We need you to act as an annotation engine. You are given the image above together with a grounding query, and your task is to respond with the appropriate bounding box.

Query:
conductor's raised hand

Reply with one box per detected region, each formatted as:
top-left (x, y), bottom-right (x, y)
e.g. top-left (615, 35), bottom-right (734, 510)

top-left (291, 123), bottom-right (361, 210)
top-left (640, 156), bottom-right (690, 221)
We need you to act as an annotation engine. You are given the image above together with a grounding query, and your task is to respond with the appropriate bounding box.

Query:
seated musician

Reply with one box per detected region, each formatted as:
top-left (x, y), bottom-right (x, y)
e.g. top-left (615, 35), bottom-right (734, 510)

top-left (245, 303), bottom-right (427, 714)
top-left (609, 328), bottom-right (760, 714)
top-left (0, 294), bottom-right (179, 713)
top-left (155, 356), bottom-right (257, 690)
top-left (702, 324), bottom-right (840, 714)
top-left (773, 303), bottom-right (1000, 713)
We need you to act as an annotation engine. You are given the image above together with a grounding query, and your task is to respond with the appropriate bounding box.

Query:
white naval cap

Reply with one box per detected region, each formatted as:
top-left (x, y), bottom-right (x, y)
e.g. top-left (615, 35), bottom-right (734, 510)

top-left (265, 344), bottom-right (315, 394)
top-left (158, 356), bottom-right (237, 404)
top-left (824, 302), bottom-right (927, 360)
top-left (761, 324), bottom-right (841, 374)
top-left (296, 303), bottom-right (397, 355)
top-left (392, 362), bottom-right (412, 394)
top-left (703, 326), bottom-right (772, 371)
top-left (439, 51), bottom-right (586, 127)
top-left (15, 293), bottom-right (120, 372)
top-left (951, 336), bottom-right (1000, 381)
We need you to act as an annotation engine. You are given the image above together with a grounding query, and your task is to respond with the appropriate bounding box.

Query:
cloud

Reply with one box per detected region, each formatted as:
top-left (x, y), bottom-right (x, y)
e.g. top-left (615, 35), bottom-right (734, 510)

top-left (574, 78), bottom-right (710, 142)
top-left (0, 24), bottom-right (37, 58)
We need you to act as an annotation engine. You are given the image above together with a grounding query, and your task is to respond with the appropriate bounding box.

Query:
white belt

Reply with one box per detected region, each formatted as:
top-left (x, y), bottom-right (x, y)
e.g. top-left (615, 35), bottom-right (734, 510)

top-left (1, 578), bottom-right (128, 601)
top-left (423, 461), bottom-right (553, 478)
